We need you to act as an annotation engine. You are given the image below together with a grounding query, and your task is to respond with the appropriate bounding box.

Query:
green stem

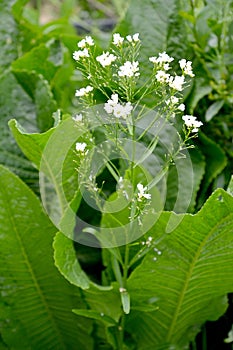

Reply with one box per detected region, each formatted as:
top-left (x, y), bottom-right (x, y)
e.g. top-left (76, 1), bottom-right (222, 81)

top-left (202, 324), bottom-right (207, 350)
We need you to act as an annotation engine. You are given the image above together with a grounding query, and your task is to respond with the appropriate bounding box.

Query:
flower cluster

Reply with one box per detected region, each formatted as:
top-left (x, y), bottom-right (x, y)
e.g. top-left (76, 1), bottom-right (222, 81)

top-left (104, 93), bottom-right (133, 119)
top-left (149, 51), bottom-right (194, 92)
top-left (149, 51), bottom-right (174, 70)
top-left (179, 59), bottom-right (195, 77)
top-left (73, 33), bottom-right (203, 141)
top-left (75, 85), bottom-right (93, 97)
top-left (113, 33), bottom-right (124, 46)
top-left (73, 36), bottom-right (94, 62)
top-left (166, 96), bottom-right (185, 111)
top-left (182, 115), bottom-right (203, 132)
top-left (118, 61), bottom-right (140, 78)
top-left (96, 52), bottom-right (117, 67)
top-left (75, 142), bottom-right (88, 154)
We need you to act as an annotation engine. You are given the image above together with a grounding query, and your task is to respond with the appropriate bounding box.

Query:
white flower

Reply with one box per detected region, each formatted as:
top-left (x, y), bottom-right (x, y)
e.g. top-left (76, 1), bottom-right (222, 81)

top-left (104, 94), bottom-right (133, 119)
top-left (126, 35), bottom-right (132, 42)
top-left (77, 36), bottom-right (94, 48)
top-left (169, 75), bottom-right (185, 91)
top-left (72, 114), bottom-right (83, 122)
top-left (73, 48), bottom-right (89, 61)
top-left (118, 61), bottom-right (140, 77)
top-left (182, 115), bottom-right (203, 132)
top-left (170, 96), bottom-right (179, 104)
top-left (179, 59), bottom-right (194, 77)
top-left (155, 70), bottom-right (170, 83)
top-left (165, 96), bottom-right (180, 106)
top-left (149, 57), bottom-right (157, 63)
top-left (77, 39), bottom-right (86, 48)
top-left (113, 33), bottom-right (124, 46)
top-left (96, 52), bottom-right (117, 67)
top-left (85, 36), bottom-right (94, 46)
top-left (133, 33), bottom-right (140, 41)
top-left (149, 52), bottom-right (174, 65)
top-left (126, 33), bottom-right (140, 43)
top-left (75, 85), bottom-right (93, 97)
top-left (75, 142), bottom-right (87, 152)
top-left (137, 183), bottom-right (151, 201)
top-left (178, 103), bottom-right (185, 111)
top-left (179, 59), bottom-right (186, 69)
top-left (163, 63), bottom-right (171, 71)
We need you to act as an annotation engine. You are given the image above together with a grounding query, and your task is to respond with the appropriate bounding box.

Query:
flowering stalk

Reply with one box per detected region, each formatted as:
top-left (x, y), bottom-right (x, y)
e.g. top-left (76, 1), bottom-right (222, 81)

top-left (72, 32), bottom-right (203, 347)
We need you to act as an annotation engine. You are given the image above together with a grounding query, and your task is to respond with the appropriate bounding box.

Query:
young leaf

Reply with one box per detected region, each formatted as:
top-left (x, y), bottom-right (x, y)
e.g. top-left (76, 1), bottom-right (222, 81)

top-left (126, 189), bottom-right (233, 349)
top-left (0, 165), bottom-right (93, 350)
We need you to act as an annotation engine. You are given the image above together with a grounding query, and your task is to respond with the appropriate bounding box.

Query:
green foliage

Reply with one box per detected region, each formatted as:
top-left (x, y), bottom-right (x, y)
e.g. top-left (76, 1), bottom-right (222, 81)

top-left (0, 0), bottom-right (233, 349)
top-left (126, 189), bottom-right (233, 349)
top-left (117, 0), bottom-right (189, 82)
top-left (0, 165), bottom-right (93, 350)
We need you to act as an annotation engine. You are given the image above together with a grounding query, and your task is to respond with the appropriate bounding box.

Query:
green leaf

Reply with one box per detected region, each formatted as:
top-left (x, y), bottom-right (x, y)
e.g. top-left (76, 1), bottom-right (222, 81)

top-left (126, 189), bottom-right (233, 349)
top-left (53, 230), bottom-right (114, 291)
top-left (205, 100), bottom-right (224, 122)
top-left (9, 118), bottom-right (84, 225)
top-left (186, 78), bottom-right (212, 113)
top-left (9, 119), bottom-right (55, 168)
top-left (165, 148), bottom-right (206, 213)
top-left (0, 72), bottom-right (38, 192)
top-left (53, 232), bottom-right (90, 289)
top-left (11, 0), bottom-right (30, 21)
top-left (0, 0), bottom-right (19, 75)
top-left (227, 175), bottom-right (233, 196)
top-left (84, 285), bottom-right (122, 323)
top-left (11, 44), bottom-right (57, 81)
top-left (12, 70), bottom-right (57, 132)
top-left (53, 227), bottom-right (123, 345)
top-left (197, 132), bottom-right (227, 208)
top-left (72, 310), bottom-right (117, 326)
top-left (0, 165), bottom-right (93, 350)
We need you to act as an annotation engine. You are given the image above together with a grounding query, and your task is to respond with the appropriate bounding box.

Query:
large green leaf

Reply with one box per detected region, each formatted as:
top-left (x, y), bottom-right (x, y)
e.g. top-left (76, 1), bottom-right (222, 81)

top-left (0, 165), bottom-right (93, 350)
top-left (125, 189), bottom-right (233, 349)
